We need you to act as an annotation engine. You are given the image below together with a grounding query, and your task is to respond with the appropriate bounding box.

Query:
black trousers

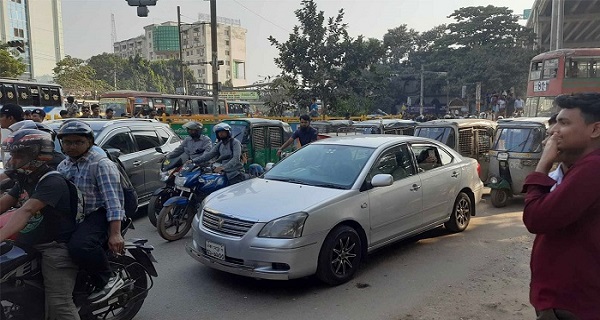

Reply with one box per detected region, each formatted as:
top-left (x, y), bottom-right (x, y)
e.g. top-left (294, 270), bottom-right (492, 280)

top-left (67, 208), bottom-right (111, 289)
top-left (536, 309), bottom-right (580, 320)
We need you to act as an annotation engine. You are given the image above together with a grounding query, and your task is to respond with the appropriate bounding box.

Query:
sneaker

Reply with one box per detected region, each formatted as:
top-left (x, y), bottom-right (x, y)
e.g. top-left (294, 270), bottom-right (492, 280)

top-left (88, 273), bottom-right (125, 304)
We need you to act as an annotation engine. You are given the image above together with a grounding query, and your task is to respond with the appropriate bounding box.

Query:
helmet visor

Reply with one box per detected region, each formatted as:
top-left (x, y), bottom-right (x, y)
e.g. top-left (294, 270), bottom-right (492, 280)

top-left (5, 145), bottom-right (41, 170)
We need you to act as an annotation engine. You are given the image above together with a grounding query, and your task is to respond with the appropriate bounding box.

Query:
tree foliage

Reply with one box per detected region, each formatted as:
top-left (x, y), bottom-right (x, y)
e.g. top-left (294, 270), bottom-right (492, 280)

top-left (0, 48), bottom-right (26, 78)
top-left (54, 53), bottom-right (196, 98)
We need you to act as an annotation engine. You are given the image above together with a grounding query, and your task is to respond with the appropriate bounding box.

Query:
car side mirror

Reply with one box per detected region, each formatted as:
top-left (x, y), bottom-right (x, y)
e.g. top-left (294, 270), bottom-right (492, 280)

top-left (371, 174), bottom-right (393, 187)
top-left (105, 148), bottom-right (122, 159)
top-left (265, 163), bottom-right (274, 171)
top-left (155, 147), bottom-right (165, 154)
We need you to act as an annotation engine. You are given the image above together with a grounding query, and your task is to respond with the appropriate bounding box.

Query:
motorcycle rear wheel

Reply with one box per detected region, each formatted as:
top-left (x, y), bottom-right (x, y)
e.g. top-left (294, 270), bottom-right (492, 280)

top-left (157, 204), bottom-right (195, 241)
top-left (81, 255), bottom-right (149, 320)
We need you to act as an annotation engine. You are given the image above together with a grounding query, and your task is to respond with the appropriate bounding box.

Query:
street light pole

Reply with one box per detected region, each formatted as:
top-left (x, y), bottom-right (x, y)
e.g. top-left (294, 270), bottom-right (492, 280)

top-left (210, 0), bottom-right (219, 119)
top-left (177, 6), bottom-right (186, 94)
top-left (420, 65), bottom-right (424, 117)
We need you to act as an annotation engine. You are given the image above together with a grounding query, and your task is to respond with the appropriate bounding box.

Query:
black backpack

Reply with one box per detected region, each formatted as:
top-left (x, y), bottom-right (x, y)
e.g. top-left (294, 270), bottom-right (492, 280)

top-left (90, 150), bottom-right (139, 218)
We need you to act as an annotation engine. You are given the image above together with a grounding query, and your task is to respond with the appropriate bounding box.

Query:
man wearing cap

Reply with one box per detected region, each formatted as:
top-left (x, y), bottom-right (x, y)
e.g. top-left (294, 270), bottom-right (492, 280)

top-left (31, 109), bottom-right (46, 123)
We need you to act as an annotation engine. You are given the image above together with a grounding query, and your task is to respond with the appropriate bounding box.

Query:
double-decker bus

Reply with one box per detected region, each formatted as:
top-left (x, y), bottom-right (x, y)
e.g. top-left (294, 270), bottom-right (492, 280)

top-left (98, 90), bottom-right (228, 117)
top-left (0, 78), bottom-right (64, 117)
top-left (526, 48), bottom-right (600, 117)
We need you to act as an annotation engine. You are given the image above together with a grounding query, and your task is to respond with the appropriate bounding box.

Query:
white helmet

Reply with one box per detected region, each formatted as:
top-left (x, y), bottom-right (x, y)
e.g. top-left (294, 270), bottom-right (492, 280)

top-left (182, 121), bottom-right (203, 131)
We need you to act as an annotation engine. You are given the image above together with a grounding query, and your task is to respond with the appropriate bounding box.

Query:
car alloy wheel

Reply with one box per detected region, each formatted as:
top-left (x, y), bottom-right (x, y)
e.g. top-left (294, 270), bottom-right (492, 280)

top-left (444, 192), bottom-right (472, 233)
top-left (317, 225), bottom-right (363, 285)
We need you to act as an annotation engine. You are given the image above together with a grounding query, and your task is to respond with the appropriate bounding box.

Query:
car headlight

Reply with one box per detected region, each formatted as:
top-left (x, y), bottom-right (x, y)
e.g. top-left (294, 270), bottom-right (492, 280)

top-left (258, 212), bottom-right (308, 239)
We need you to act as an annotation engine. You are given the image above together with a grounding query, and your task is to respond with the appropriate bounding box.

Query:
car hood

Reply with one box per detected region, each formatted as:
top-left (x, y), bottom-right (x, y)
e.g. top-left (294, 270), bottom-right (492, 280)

top-left (203, 178), bottom-right (350, 222)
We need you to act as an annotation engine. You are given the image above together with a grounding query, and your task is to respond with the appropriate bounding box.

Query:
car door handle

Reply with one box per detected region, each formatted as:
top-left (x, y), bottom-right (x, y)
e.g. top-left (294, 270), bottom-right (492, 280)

top-left (410, 184), bottom-right (421, 192)
top-left (451, 171), bottom-right (459, 178)
top-left (132, 160), bottom-right (142, 167)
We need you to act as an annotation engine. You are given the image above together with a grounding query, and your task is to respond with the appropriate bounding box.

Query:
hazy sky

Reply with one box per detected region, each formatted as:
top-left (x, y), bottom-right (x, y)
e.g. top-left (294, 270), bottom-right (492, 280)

top-left (62, 0), bottom-right (532, 83)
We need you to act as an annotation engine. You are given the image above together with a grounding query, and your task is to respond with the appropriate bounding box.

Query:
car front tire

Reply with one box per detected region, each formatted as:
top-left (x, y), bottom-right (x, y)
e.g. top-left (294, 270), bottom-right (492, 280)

top-left (444, 191), bottom-right (472, 233)
top-left (316, 225), bottom-right (363, 286)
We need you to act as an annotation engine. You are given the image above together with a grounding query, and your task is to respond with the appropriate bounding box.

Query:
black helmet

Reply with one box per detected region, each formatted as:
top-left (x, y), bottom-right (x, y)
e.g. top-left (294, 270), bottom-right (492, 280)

top-left (56, 120), bottom-right (94, 141)
top-left (2, 129), bottom-right (55, 177)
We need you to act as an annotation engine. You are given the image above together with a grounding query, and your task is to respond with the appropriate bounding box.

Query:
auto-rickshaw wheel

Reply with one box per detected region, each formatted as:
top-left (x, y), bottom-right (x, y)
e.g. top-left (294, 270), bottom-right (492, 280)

top-left (490, 189), bottom-right (509, 208)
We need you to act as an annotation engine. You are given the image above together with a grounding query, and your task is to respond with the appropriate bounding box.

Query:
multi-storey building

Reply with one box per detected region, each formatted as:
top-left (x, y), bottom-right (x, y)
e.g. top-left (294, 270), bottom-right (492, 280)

top-left (113, 15), bottom-right (247, 89)
top-left (0, 0), bottom-right (64, 81)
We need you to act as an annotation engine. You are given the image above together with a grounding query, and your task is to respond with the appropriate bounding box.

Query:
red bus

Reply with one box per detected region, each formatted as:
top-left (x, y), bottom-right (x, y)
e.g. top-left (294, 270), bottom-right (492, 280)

top-left (525, 48), bottom-right (600, 117)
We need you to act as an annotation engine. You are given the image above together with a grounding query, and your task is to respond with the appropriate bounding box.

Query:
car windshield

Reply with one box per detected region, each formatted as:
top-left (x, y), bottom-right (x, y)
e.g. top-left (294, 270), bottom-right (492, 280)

top-left (415, 127), bottom-right (453, 146)
top-left (264, 144), bottom-right (375, 189)
top-left (493, 127), bottom-right (545, 153)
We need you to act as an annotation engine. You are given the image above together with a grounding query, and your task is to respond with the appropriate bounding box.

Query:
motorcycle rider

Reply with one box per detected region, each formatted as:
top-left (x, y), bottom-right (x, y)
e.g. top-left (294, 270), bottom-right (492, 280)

top-left (166, 121), bottom-right (212, 162)
top-left (56, 120), bottom-right (126, 304)
top-left (192, 122), bottom-right (245, 185)
top-left (0, 129), bottom-right (80, 320)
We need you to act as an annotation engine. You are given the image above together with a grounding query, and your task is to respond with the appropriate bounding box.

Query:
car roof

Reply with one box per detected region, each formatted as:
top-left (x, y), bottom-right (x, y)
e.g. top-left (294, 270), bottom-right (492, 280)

top-left (311, 134), bottom-right (442, 149)
top-left (223, 118), bottom-right (287, 126)
top-left (417, 118), bottom-right (497, 128)
top-left (496, 117), bottom-right (549, 127)
top-left (45, 118), bottom-right (165, 131)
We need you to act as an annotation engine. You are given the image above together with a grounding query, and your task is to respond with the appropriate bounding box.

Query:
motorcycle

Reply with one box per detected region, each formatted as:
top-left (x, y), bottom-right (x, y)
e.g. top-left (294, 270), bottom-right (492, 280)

top-left (147, 156), bottom-right (186, 227)
top-left (157, 162), bottom-right (228, 241)
top-left (0, 218), bottom-right (158, 320)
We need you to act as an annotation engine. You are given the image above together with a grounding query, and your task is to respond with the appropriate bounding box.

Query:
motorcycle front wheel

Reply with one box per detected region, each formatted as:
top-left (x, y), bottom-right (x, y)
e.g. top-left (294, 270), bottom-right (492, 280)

top-left (157, 204), bottom-right (195, 241)
top-left (147, 188), bottom-right (175, 228)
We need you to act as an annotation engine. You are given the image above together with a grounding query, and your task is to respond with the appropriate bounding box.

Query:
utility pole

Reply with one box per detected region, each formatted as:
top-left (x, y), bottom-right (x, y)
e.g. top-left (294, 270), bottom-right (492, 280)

top-left (177, 6), bottom-right (186, 94)
top-left (210, 0), bottom-right (219, 119)
top-left (420, 65), bottom-right (424, 117)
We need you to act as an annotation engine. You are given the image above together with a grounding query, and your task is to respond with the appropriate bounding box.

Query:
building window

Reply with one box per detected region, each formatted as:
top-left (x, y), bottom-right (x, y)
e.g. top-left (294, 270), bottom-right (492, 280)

top-left (225, 50), bottom-right (230, 56)
top-left (225, 40), bottom-right (230, 46)
top-left (225, 61), bottom-right (230, 66)
top-left (225, 30), bottom-right (229, 36)
top-left (13, 28), bottom-right (24, 38)
top-left (226, 70), bottom-right (231, 78)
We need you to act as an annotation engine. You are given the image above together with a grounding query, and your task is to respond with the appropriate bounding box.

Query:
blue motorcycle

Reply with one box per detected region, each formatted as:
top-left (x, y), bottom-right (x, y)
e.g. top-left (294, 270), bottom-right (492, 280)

top-left (157, 162), bottom-right (228, 241)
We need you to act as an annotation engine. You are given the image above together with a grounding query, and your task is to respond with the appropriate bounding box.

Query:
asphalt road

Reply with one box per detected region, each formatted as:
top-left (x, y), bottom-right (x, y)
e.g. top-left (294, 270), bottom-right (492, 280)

top-left (128, 195), bottom-right (533, 320)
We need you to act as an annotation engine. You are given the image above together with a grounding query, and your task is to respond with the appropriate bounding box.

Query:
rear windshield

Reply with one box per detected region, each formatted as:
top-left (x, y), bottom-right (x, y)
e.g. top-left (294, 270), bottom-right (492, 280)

top-left (414, 127), bottom-right (455, 148)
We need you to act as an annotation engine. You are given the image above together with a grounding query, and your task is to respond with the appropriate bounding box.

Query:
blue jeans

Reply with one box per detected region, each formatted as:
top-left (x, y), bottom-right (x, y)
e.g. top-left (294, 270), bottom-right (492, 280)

top-left (34, 241), bottom-right (80, 320)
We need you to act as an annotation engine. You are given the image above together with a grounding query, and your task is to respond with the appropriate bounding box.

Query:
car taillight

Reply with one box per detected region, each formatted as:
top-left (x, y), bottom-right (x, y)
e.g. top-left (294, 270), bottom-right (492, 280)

top-left (477, 162), bottom-right (481, 177)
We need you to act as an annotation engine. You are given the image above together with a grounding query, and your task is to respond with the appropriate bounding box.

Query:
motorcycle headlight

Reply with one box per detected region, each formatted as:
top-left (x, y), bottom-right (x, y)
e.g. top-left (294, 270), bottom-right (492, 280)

top-left (490, 176), bottom-right (498, 184)
top-left (174, 176), bottom-right (187, 187)
top-left (159, 171), bottom-right (170, 181)
top-left (258, 212), bottom-right (308, 239)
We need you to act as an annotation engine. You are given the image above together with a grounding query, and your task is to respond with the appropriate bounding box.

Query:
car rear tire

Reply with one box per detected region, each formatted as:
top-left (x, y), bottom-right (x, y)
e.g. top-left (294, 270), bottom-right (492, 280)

top-left (444, 191), bottom-right (472, 233)
top-left (490, 189), bottom-right (509, 208)
top-left (316, 225), bottom-right (362, 286)
top-left (157, 204), bottom-right (194, 241)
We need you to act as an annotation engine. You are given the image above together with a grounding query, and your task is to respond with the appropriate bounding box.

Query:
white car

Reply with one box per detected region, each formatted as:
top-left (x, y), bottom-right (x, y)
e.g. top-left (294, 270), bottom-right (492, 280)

top-left (186, 135), bottom-right (483, 285)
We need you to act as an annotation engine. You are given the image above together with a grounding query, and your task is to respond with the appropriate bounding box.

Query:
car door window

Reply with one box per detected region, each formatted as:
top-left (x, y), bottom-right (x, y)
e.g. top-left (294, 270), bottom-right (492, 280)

top-left (412, 144), bottom-right (444, 172)
top-left (103, 132), bottom-right (135, 155)
top-left (132, 130), bottom-right (161, 151)
top-left (368, 144), bottom-right (415, 181)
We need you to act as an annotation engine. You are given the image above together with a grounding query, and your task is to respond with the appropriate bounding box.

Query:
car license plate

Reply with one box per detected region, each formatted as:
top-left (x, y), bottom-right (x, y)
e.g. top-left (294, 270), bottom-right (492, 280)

top-left (205, 240), bottom-right (225, 260)
top-left (497, 152), bottom-right (509, 161)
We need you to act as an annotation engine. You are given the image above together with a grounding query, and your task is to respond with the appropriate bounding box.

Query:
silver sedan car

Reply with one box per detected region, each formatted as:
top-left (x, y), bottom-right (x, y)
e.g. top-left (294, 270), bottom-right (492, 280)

top-left (186, 135), bottom-right (483, 285)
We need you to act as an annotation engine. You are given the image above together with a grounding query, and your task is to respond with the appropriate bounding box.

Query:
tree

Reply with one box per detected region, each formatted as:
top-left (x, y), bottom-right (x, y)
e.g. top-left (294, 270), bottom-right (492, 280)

top-left (258, 75), bottom-right (299, 116)
top-left (0, 48), bottom-right (26, 78)
top-left (269, 0), bottom-right (384, 115)
top-left (53, 55), bottom-right (111, 98)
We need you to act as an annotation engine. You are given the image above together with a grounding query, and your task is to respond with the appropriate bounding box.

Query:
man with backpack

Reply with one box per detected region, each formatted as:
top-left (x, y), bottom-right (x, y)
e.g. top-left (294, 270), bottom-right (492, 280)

top-left (0, 129), bottom-right (80, 319)
top-left (56, 120), bottom-right (126, 303)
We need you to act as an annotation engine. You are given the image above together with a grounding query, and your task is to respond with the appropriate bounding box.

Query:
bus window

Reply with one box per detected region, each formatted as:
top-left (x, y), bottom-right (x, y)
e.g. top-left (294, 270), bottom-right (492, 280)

top-left (16, 85), bottom-right (33, 106)
top-left (1, 83), bottom-right (17, 105)
top-left (29, 85), bottom-right (41, 106)
top-left (49, 87), bottom-right (62, 106)
top-left (530, 61), bottom-right (543, 80)
top-left (543, 59), bottom-right (558, 79)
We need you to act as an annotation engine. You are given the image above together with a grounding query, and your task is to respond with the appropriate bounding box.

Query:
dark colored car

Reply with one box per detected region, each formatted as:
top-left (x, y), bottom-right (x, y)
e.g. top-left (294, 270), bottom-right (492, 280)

top-left (46, 118), bottom-right (182, 206)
